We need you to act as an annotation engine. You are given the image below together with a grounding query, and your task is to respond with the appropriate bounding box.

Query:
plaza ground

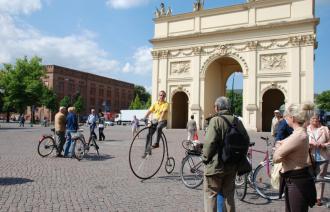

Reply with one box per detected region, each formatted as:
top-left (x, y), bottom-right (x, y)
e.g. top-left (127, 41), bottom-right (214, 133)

top-left (0, 123), bottom-right (329, 212)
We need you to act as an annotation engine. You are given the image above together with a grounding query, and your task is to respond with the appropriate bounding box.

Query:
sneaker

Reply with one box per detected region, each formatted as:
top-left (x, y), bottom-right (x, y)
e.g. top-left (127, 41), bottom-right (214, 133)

top-left (141, 152), bottom-right (151, 159)
top-left (152, 143), bottom-right (159, 148)
top-left (316, 199), bottom-right (322, 206)
top-left (56, 154), bottom-right (64, 158)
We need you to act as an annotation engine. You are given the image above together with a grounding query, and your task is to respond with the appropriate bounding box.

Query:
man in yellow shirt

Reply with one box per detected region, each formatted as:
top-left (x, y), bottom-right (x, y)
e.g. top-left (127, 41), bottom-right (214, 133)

top-left (143, 90), bottom-right (169, 157)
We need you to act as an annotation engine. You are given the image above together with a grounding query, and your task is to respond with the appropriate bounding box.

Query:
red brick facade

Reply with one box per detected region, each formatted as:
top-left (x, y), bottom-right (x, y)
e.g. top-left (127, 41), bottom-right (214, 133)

top-left (37, 65), bottom-right (134, 119)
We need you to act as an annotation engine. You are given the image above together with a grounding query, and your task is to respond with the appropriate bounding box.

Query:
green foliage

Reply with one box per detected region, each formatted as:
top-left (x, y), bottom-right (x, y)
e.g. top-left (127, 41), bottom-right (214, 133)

top-left (226, 91), bottom-right (243, 116)
top-left (42, 87), bottom-right (58, 113)
top-left (129, 95), bottom-right (143, 109)
top-left (74, 95), bottom-right (84, 114)
top-left (133, 85), bottom-right (150, 106)
top-left (59, 96), bottom-right (71, 108)
top-left (145, 96), bottom-right (151, 109)
top-left (315, 90), bottom-right (330, 111)
top-left (0, 56), bottom-right (45, 115)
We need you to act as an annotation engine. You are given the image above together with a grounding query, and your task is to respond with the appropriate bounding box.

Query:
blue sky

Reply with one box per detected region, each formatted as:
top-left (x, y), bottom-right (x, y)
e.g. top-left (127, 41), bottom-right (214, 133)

top-left (0, 0), bottom-right (329, 93)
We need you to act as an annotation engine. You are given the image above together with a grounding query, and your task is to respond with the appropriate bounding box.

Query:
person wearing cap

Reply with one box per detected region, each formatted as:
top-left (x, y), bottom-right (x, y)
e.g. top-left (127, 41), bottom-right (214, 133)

top-left (271, 110), bottom-right (282, 139)
top-left (54, 106), bottom-right (66, 157)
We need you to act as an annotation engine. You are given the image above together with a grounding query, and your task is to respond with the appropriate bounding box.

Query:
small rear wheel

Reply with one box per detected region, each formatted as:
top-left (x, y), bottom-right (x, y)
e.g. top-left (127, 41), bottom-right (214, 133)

top-left (165, 157), bottom-right (175, 174)
top-left (38, 136), bottom-right (56, 157)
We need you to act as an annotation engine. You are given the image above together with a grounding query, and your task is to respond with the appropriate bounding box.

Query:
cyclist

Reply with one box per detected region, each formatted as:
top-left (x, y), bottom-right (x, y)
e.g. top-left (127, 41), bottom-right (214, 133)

top-left (142, 90), bottom-right (169, 158)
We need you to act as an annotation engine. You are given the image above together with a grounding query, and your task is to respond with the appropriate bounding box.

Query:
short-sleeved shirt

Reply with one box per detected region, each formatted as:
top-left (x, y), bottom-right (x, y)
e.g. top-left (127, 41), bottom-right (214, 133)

top-left (149, 101), bottom-right (169, 121)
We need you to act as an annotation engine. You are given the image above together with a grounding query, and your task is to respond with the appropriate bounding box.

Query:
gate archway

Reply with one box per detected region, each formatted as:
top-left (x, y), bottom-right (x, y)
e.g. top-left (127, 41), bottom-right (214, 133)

top-left (262, 89), bottom-right (285, 132)
top-left (172, 91), bottom-right (188, 129)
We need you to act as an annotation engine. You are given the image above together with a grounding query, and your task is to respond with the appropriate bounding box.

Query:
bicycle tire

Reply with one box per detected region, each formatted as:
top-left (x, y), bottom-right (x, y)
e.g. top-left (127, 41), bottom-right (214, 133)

top-left (235, 174), bottom-right (248, 201)
top-left (180, 154), bottom-right (204, 189)
top-left (74, 138), bottom-right (85, 161)
top-left (182, 140), bottom-right (193, 151)
top-left (38, 136), bottom-right (56, 157)
top-left (92, 138), bottom-right (100, 156)
top-left (86, 136), bottom-right (99, 156)
top-left (129, 127), bottom-right (165, 180)
top-left (253, 160), bottom-right (280, 200)
top-left (165, 157), bottom-right (175, 174)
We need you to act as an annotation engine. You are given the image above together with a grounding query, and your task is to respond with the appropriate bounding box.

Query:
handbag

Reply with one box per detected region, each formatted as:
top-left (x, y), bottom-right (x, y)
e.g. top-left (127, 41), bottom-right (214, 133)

top-left (237, 157), bottom-right (252, 176)
top-left (271, 162), bottom-right (282, 190)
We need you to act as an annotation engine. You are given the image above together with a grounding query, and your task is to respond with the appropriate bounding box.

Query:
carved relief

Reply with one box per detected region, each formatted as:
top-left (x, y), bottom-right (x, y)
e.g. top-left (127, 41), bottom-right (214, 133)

top-left (170, 61), bottom-right (190, 75)
top-left (260, 53), bottom-right (287, 72)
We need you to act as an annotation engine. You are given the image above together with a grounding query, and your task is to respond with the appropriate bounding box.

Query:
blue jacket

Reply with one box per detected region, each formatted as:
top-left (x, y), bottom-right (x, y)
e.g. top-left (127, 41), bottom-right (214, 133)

top-left (66, 112), bottom-right (78, 131)
top-left (275, 119), bottom-right (293, 141)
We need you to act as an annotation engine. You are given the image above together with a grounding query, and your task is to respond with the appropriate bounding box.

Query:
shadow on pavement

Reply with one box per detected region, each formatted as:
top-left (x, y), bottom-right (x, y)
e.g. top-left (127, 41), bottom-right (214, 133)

top-left (0, 177), bottom-right (34, 185)
top-left (82, 154), bottom-right (115, 161)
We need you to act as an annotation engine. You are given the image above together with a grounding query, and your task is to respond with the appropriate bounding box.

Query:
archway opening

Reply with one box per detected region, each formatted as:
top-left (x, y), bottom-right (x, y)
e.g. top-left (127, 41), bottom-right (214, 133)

top-left (262, 89), bottom-right (285, 132)
top-left (172, 91), bottom-right (188, 129)
top-left (204, 56), bottom-right (243, 120)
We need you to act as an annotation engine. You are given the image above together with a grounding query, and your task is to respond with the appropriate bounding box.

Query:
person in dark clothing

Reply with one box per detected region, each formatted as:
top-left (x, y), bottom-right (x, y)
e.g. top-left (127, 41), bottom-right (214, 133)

top-left (98, 112), bottom-right (105, 141)
top-left (275, 119), bottom-right (293, 142)
top-left (64, 107), bottom-right (78, 157)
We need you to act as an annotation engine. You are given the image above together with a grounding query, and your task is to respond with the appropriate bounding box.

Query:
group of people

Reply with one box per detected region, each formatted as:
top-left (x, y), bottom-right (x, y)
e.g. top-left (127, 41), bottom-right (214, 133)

top-left (54, 107), bottom-right (105, 158)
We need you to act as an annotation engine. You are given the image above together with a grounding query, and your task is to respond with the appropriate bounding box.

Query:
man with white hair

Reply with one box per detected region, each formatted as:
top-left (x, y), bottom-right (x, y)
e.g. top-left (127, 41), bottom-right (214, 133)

top-left (271, 109), bottom-right (282, 138)
top-left (54, 106), bottom-right (66, 157)
top-left (202, 96), bottom-right (249, 212)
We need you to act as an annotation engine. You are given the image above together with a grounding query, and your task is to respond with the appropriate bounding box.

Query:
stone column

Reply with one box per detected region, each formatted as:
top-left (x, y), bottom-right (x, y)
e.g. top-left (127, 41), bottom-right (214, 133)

top-left (302, 35), bottom-right (315, 102)
top-left (289, 36), bottom-right (301, 104)
top-left (191, 47), bottom-right (202, 129)
top-left (151, 50), bottom-right (160, 103)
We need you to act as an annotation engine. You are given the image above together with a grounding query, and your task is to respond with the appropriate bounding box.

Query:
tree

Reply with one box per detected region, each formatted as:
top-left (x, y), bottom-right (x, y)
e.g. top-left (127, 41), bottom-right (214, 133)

top-left (59, 96), bottom-right (71, 108)
top-left (0, 56), bottom-right (46, 123)
top-left (315, 90), bottom-right (330, 111)
top-left (129, 95), bottom-right (143, 109)
top-left (145, 96), bottom-right (151, 109)
top-left (74, 95), bottom-right (84, 115)
top-left (133, 85), bottom-right (151, 106)
top-left (42, 87), bottom-right (58, 113)
top-left (226, 91), bottom-right (243, 116)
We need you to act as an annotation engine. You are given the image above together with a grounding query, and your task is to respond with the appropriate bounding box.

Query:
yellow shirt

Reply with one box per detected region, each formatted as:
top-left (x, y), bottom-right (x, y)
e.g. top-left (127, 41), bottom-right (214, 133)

top-left (149, 101), bottom-right (169, 121)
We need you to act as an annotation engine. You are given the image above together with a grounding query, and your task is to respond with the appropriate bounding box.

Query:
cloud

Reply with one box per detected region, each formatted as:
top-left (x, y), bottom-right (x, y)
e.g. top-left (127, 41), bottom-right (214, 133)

top-left (106, 0), bottom-right (150, 9)
top-left (0, 13), bottom-right (120, 76)
top-left (0, 0), bottom-right (42, 15)
top-left (121, 46), bottom-right (152, 75)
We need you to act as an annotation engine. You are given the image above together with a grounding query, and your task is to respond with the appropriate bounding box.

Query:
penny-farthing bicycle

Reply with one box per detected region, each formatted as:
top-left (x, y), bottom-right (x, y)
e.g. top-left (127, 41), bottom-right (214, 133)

top-left (129, 120), bottom-right (175, 180)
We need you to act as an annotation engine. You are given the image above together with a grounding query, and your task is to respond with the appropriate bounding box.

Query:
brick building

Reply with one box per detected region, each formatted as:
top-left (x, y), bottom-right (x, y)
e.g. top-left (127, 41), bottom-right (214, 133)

top-left (33, 65), bottom-right (134, 121)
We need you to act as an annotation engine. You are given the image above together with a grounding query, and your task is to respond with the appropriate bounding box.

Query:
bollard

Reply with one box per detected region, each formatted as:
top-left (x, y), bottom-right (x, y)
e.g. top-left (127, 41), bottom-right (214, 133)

top-left (217, 193), bottom-right (223, 212)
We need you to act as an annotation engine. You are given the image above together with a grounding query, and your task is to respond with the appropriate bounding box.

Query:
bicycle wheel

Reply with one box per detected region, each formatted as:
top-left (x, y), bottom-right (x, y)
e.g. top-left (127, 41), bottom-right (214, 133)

top-left (165, 157), bottom-right (175, 174)
top-left (182, 140), bottom-right (193, 151)
top-left (253, 160), bottom-right (280, 200)
top-left (38, 136), bottom-right (56, 157)
top-left (87, 136), bottom-right (99, 156)
top-left (235, 174), bottom-right (248, 201)
top-left (129, 127), bottom-right (165, 180)
top-left (180, 154), bottom-right (204, 189)
top-left (74, 138), bottom-right (85, 161)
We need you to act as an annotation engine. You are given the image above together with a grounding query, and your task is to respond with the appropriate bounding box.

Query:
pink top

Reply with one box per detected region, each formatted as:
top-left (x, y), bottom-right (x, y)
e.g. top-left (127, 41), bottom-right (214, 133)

top-left (273, 127), bottom-right (311, 173)
top-left (307, 125), bottom-right (330, 160)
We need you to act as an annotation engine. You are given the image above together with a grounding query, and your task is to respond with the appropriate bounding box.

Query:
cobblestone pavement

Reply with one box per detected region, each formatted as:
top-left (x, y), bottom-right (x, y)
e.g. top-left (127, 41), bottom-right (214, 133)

top-left (0, 123), bottom-right (329, 212)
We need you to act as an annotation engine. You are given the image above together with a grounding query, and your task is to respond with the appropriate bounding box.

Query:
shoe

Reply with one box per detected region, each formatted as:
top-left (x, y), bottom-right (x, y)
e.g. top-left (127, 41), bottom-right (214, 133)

top-left (141, 152), bottom-right (151, 159)
top-left (56, 154), bottom-right (64, 158)
top-left (316, 199), bottom-right (322, 206)
top-left (152, 143), bottom-right (159, 148)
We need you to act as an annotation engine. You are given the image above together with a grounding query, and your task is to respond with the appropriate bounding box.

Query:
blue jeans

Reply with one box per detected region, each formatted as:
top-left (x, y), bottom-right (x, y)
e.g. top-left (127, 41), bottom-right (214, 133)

top-left (64, 130), bottom-right (76, 157)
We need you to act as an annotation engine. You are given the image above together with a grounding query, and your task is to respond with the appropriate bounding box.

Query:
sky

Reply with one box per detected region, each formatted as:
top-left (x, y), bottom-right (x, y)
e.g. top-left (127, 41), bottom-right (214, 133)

top-left (0, 0), bottom-right (329, 93)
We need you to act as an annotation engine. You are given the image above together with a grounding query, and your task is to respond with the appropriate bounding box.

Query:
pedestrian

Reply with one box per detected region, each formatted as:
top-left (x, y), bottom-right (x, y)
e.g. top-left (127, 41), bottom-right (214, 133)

top-left (19, 115), bottom-right (25, 127)
top-left (273, 102), bottom-right (317, 212)
top-left (275, 114), bottom-right (293, 142)
top-left (131, 115), bottom-right (140, 138)
top-left (271, 110), bottom-right (282, 139)
top-left (142, 90), bottom-right (169, 158)
top-left (54, 107), bottom-right (66, 157)
top-left (63, 107), bottom-right (78, 158)
top-left (202, 96), bottom-right (249, 212)
top-left (307, 112), bottom-right (330, 206)
top-left (98, 112), bottom-right (105, 141)
top-left (87, 109), bottom-right (98, 140)
top-left (187, 115), bottom-right (197, 141)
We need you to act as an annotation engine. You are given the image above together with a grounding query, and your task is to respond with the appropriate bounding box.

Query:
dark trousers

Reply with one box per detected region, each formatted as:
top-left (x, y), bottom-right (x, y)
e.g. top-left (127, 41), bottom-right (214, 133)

top-left (99, 127), bottom-right (105, 141)
top-left (56, 131), bottom-right (66, 155)
top-left (90, 124), bottom-right (97, 140)
top-left (145, 120), bottom-right (167, 154)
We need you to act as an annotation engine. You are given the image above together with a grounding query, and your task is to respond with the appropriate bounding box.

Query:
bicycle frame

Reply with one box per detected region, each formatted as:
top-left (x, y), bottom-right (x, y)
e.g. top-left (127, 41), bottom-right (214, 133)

top-left (248, 137), bottom-right (272, 177)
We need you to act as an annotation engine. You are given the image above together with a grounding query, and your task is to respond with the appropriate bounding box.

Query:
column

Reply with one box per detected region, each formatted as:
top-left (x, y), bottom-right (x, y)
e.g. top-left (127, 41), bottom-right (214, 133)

top-left (151, 50), bottom-right (160, 103)
top-left (191, 47), bottom-right (202, 129)
top-left (290, 45), bottom-right (301, 104)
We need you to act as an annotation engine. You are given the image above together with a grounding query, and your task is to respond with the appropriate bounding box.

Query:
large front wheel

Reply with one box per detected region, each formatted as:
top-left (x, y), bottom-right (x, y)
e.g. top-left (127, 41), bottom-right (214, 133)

top-left (253, 160), bottom-right (280, 200)
top-left (38, 136), bottom-right (56, 157)
top-left (74, 138), bottom-right (85, 161)
top-left (235, 174), bottom-right (248, 201)
top-left (180, 154), bottom-right (204, 189)
top-left (129, 127), bottom-right (165, 180)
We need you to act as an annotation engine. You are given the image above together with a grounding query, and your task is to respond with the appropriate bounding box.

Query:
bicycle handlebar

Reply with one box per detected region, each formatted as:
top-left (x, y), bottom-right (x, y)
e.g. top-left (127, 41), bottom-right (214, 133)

top-left (260, 136), bottom-right (269, 140)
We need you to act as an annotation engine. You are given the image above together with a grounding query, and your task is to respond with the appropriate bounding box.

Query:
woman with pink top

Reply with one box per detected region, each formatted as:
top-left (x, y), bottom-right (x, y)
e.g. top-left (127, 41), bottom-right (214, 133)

top-left (307, 112), bottom-right (330, 206)
top-left (273, 103), bottom-right (316, 212)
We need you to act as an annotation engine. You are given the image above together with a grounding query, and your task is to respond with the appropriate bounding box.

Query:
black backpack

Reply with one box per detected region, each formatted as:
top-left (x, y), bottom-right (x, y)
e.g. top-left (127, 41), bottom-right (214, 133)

top-left (218, 115), bottom-right (249, 164)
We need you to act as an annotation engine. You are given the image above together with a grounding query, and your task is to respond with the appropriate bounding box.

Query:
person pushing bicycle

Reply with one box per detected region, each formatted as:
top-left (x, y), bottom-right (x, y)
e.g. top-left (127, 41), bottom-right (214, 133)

top-left (142, 90), bottom-right (169, 158)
